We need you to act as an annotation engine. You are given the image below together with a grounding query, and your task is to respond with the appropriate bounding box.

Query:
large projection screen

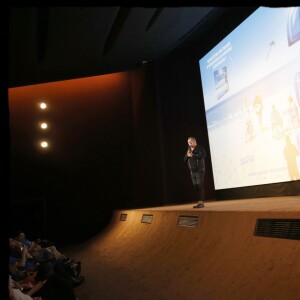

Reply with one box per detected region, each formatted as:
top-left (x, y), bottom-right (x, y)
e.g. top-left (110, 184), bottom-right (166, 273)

top-left (199, 7), bottom-right (300, 191)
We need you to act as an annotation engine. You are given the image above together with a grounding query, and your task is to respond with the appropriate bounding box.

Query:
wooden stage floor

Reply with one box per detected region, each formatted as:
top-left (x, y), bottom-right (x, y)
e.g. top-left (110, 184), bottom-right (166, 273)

top-left (65, 195), bottom-right (300, 300)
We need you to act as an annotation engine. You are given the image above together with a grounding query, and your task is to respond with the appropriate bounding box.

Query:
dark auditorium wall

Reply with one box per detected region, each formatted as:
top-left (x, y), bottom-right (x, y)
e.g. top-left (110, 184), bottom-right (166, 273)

top-left (8, 69), bottom-right (162, 245)
top-left (154, 49), bottom-right (215, 203)
top-left (8, 53), bottom-right (215, 246)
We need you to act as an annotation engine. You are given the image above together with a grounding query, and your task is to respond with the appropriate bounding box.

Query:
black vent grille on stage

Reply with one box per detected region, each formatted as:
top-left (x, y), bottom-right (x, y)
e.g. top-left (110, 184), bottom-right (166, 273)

top-left (119, 214), bottom-right (127, 221)
top-left (177, 215), bottom-right (199, 228)
top-left (141, 214), bottom-right (153, 224)
top-left (254, 219), bottom-right (300, 240)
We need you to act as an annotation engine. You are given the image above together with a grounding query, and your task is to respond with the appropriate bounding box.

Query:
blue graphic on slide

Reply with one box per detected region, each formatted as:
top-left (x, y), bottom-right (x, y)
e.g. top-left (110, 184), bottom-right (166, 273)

top-left (214, 66), bottom-right (229, 100)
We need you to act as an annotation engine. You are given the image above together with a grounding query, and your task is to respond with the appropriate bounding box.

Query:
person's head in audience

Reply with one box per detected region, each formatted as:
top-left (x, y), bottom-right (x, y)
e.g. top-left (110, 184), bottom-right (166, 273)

top-left (29, 244), bottom-right (42, 258)
top-left (9, 238), bottom-right (23, 258)
top-left (13, 230), bottom-right (34, 250)
top-left (14, 231), bottom-right (26, 242)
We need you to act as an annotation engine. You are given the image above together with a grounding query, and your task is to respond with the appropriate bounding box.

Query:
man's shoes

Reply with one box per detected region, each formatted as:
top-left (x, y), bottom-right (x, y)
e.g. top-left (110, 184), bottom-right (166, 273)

top-left (193, 203), bottom-right (205, 208)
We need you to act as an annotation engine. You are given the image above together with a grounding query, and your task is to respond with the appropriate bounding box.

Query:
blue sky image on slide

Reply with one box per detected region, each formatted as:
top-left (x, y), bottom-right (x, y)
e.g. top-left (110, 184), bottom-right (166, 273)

top-left (199, 7), bottom-right (299, 111)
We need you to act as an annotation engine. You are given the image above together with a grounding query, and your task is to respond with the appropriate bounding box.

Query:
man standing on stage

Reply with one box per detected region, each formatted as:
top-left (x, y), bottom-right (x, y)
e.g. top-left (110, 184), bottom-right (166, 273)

top-left (184, 137), bottom-right (206, 208)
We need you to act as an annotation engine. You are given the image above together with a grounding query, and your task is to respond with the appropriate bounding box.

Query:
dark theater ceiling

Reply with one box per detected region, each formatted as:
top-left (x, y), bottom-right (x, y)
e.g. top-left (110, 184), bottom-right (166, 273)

top-left (8, 6), bottom-right (257, 88)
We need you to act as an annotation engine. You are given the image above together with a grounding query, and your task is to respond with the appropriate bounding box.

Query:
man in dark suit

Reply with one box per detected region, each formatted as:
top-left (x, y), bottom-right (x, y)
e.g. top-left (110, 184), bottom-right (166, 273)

top-left (184, 137), bottom-right (206, 208)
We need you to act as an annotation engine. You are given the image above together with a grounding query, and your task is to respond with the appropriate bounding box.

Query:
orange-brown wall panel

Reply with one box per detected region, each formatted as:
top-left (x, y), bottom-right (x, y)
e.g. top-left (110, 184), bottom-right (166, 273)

top-left (8, 72), bottom-right (139, 243)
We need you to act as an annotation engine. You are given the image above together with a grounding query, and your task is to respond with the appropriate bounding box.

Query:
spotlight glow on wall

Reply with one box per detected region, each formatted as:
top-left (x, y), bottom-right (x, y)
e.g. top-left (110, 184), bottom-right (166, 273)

top-left (40, 122), bottom-right (48, 129)
top-left (40, 141), bottom-right (48, 148)
top-left (40, 102), bottom-right (47, 109)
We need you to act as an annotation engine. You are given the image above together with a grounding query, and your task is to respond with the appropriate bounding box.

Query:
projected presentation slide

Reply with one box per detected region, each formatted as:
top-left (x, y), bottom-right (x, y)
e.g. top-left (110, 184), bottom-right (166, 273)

top-left (199, 7), bottom-right (300, 190)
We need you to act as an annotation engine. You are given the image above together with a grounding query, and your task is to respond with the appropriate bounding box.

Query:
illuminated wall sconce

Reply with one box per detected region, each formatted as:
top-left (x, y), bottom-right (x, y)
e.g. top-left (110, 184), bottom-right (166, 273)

top-left (40, 141), bottom-right (48, 148)
top-left (40, 122), bottom-right (48, 129)
top-left (38, 101), bottom-right (50, 150)
top-left (39, 102), bottom-right (47, 109)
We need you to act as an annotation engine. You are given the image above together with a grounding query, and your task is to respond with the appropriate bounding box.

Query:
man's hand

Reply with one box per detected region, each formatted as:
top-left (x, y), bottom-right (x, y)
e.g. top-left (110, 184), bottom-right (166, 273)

top-left (187, 151), bottom-right (193, 157)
